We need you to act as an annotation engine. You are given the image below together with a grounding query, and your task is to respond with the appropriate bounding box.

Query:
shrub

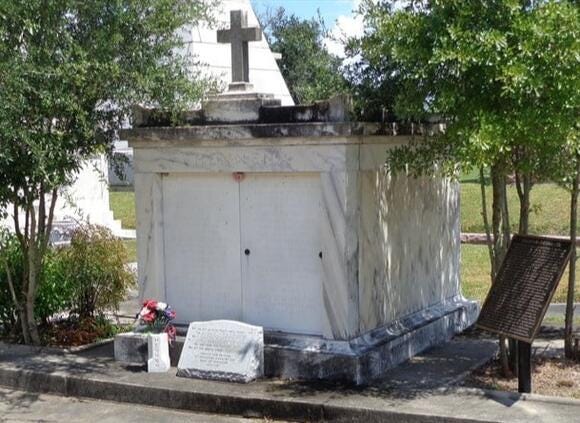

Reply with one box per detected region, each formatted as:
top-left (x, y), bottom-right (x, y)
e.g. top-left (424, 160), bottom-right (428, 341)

top-left (61, 224), bottom-right (135, 318)
top-left (0, 233), bottom-right (74, 335)
top-left (39, 248), bottom-right (75, 321)
top-left (1, 224), bottom-right (135, 338)
top-left (0, 234), bottom-right (22, 334)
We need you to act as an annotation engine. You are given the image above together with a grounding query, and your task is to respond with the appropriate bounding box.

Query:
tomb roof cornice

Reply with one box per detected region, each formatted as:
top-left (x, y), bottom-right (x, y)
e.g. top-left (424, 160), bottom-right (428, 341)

top-left (124, 121), bottom-right (445, 148)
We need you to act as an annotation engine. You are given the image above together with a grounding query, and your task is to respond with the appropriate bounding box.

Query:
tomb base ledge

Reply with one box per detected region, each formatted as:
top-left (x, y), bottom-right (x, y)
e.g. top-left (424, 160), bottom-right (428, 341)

top-left (114, 296), bottom-right (478, 385)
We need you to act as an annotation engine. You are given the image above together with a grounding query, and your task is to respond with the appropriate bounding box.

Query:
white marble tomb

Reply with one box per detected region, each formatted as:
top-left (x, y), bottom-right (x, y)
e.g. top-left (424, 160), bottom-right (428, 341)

top-left (124, 97), bottom-right (478, 383)
top-left (123, 17), bottom-right (476, 380)
top-left (129, 126), bottom-right (473, 333)
top-left (1, 155), bottom-right (127, 242)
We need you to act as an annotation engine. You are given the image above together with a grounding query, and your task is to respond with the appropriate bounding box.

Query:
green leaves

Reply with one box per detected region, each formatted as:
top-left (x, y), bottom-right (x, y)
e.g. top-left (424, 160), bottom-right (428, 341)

top-left (264, 8), bottom-right (347, 105)
top-left (0, 0), bottom-right (214, 205)
top-left (355, 0), bottom-right (580, 178)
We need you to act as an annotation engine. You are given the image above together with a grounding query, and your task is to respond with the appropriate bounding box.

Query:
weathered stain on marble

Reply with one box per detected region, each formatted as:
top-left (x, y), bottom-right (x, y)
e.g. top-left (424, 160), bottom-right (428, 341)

top-left (134, 145), bottom-right (354, 174)
top-left (320, 173), bottom-right (350, 339)
top-left (358, 169), bottom-right (461, 333)
top-left (125, 122), bottom-right (445, 144)
top-left (135, 173), bottom-right (167, 303)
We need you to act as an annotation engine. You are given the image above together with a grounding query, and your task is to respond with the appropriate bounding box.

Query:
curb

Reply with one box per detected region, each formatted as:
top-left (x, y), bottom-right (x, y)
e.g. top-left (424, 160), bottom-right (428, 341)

top-left (454, 387), bottom-right (580, 407)
top-left (0, 338), bottom-right (114, 355)
top-left (0, 365), bottom-right (494, 423)
top-left (48, 338), bottom-right (114, 354)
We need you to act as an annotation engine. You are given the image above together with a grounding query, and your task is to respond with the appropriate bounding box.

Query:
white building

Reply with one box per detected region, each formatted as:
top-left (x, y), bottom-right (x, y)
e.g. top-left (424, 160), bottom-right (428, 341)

top-left (110, 0), bottom-right (293, 187)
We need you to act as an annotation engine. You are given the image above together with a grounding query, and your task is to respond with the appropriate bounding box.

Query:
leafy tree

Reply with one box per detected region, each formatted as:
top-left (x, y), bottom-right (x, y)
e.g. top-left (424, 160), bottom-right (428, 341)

top-left (0, 0), bottom-right (214, 344)
top-left (355, 0), bottom-right (579, 366)
top-left (344, 4), bottom-right (400, 121)
top-left (259, 7), bottom-right (347, 105)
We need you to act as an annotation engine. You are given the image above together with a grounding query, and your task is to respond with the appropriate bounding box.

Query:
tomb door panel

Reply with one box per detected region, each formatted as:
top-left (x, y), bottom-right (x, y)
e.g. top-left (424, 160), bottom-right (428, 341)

top-left (240, 173), bottom-right (324, 335)
top-left (162, 173), bottom-right (242, 323)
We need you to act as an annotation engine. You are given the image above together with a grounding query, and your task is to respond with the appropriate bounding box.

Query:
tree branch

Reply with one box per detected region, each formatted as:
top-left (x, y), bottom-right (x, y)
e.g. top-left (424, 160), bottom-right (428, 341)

top-left (479, 166), bottom-right (495, 279)
top-left (2, 257), bottom-right (20, 311)
top-left (12, 201), bottom-right (24, 247)
top-left (41, 188), bottom-right (58, 255)
top-left (38, 183), bottom-right (46, 245)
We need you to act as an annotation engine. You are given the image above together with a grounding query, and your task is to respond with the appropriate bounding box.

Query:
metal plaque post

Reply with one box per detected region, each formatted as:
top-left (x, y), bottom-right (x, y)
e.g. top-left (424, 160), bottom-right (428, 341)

top-left (517, 340), bottom-right (532, 393)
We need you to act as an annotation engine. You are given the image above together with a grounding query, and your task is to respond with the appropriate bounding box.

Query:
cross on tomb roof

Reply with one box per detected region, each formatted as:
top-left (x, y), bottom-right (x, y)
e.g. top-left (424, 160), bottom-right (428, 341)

top-left (217, 10), bottom-right (262, 84)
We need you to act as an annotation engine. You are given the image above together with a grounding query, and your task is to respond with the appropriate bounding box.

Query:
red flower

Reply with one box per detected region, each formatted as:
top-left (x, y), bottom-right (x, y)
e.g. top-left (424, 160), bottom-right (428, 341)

top-left (142, 311), bottom-right (156, 322)
top-left (164, 325), bottom-right (177, 343)
top-left (143, 299), bottom-right (158, 310)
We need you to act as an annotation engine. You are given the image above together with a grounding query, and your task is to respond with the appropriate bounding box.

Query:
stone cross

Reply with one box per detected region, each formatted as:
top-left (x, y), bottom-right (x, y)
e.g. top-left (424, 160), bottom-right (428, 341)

top-left (217, 10), bottom-right (262, 83)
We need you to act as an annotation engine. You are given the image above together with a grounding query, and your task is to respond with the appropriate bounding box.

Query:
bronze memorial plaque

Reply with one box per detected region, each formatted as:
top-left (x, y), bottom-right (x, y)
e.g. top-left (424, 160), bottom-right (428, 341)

top-left (477, 235), bottom-right (572, 343)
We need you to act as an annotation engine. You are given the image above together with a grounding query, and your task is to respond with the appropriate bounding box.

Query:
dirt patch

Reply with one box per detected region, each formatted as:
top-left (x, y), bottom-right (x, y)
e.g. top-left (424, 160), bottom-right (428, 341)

top-left (40, 317), bottom-right (130, 347)
top-left (463, 356), bottom-right (580, 399)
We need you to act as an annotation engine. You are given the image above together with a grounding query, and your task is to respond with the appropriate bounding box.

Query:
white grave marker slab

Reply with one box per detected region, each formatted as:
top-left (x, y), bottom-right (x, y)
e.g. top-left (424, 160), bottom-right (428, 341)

top-left (177, 320), bottom-right (264, 383)
top-left (147, 333), bottom-right (171, 373)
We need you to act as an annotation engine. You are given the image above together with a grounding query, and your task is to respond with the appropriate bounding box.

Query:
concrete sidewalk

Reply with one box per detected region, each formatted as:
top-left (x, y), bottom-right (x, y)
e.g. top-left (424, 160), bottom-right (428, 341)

top-left (0, 387), bottom-right (274, 422)
top-left (0, 338), bottom-right (578, 422)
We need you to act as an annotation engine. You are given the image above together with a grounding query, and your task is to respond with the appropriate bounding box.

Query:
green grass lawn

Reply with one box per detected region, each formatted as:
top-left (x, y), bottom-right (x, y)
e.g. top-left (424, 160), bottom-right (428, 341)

top-left (461, 179), bottom-right (575, 236)
top-left (460, 173), bottom-right (579, 304)
top-left (543, 315), bottom-right (580, 327)
top-left (109, 190), bottom-right (136, 230)
top-left (123, 239), bottom-right (137, 263)
top-left (110, 189), bottom-right (137, 263)
top-left (461, 244), bottom-right (579, 303)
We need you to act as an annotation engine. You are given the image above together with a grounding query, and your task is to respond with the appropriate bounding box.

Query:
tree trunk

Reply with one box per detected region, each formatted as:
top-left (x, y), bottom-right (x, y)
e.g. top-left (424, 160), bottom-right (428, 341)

top-left (26, 254), bottom-right (41, 345)
top-left (479, 167), bottom-right (495, 274)
top-left (490, 165), bottom-right (512, 375)
top-left (491, 166), bottom-right (511, 276)
top-left (565, 157), bottom-right (580, 358)
top-left (2, 258), bottom-right (30, 343)
top-left (511, 170), bottom-right (533, 374)
top-left (9, 187), bottom-right (58, 345)
top-left (515, 171), bottom-right (532, 236)
top-left (26, 204), bottom-right (41, 345)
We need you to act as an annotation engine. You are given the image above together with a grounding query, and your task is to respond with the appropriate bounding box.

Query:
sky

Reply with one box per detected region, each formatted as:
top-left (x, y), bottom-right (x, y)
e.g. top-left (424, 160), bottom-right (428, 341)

top-left (251, 0), bottom-right (358, 24)
top-left (250, 0), bottom-right (364, 57)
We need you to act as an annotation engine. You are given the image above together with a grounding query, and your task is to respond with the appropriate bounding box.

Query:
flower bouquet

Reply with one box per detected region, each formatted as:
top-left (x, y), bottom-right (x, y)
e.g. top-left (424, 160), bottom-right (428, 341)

top-left (136, 299), bottom-right (177, 343)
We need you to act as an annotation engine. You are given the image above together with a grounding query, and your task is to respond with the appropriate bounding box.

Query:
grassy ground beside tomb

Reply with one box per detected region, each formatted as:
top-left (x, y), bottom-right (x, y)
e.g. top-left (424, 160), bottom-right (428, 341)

top-left (123, 240), bottom-right (137, 263)
top-left (543, 315), bottom-right (580, 327)
top-left (109, 189), bottom-right (137, 262)
top-left (460, 170), bottom-right (575, 236)
top-left (109, 189), bottom-right (136, 229)
top-left (461, 244), bottom-right (580, 303)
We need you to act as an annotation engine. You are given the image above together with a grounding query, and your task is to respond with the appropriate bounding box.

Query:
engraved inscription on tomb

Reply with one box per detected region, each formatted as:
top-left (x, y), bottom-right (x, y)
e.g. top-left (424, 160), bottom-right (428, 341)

top-left (177, 320), bottom-right (264, 383)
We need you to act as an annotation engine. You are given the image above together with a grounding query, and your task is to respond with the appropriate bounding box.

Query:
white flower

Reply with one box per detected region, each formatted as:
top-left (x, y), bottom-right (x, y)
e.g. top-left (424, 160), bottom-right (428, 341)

top-left (139, 307), bottom-right (148, 317)
top-left (156, 302), bottom-right (167, 311)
